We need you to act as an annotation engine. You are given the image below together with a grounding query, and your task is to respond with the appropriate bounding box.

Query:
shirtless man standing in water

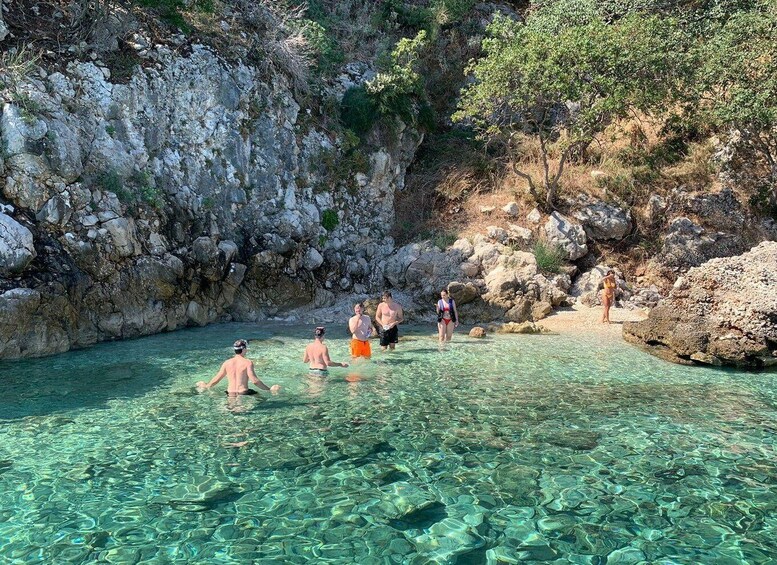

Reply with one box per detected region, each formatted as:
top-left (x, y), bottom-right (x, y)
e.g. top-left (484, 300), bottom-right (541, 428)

top-left (197, 339), bottom-right (280, 395)
top-left (375, 291), bottom-right (404, 351)
top-left (303, 327), bottom-right (349, 376)
top-left (349, 302), bottom-right (373, 358)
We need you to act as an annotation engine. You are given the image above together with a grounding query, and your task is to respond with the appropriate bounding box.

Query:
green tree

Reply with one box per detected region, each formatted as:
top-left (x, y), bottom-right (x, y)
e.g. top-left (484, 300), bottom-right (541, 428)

top-left (454, 13), bottom-right (686, 210)
top-left (697, 2), bottom-right (777, 202)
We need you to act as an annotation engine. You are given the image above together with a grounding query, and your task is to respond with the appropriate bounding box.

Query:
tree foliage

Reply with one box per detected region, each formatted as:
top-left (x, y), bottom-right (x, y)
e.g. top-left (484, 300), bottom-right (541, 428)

top-left (454, 13), bottom-right (686, 209)
top-left (696, 2), bottom-right (777, 196)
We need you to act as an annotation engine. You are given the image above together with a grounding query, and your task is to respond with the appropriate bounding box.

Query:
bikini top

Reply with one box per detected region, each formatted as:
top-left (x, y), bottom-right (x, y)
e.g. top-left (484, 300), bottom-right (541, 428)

top-left (437, 298), bottom-right (457, 322)
top-left (604, 278), bottom-right (616, 289)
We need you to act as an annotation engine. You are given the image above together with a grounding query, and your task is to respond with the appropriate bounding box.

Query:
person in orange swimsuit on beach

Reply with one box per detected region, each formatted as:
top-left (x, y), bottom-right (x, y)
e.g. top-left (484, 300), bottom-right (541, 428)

top-left (436, 289), bottom-right (459, 343)
top-left (601, 269), bottom-right (617, 324)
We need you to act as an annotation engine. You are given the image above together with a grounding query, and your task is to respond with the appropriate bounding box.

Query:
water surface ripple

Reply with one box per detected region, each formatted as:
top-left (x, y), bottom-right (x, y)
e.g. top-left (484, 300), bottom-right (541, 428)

top-left (1, 323), bottom-right (776, 564)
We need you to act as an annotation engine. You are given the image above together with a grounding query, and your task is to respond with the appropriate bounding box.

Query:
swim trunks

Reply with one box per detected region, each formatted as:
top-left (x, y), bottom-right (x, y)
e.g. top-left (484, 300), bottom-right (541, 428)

top-left (226, 389), bottom-right (258, 396)
top-left (380, 325), bottom-right (399, 347)
top-left (351, 338), bottom-right (372, 358)
top-left (309, 368), bottom-right (329, 376)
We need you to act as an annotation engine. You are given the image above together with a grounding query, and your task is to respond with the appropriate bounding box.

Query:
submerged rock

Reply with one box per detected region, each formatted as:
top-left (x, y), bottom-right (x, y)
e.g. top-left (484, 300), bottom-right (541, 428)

top-left (624, 241), bottom-right (777, 368)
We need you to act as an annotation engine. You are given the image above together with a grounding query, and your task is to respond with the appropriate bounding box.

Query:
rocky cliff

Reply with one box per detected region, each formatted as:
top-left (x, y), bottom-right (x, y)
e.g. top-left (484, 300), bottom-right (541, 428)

top-left (0, 41), bottom-right (420, 358)
top-left (624, 241), bottom-right (777, 368)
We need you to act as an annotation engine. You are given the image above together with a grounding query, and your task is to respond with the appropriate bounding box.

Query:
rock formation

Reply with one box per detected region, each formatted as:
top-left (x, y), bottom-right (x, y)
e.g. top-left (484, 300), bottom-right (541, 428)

top-left (624, 241), bottom-right (777, 368)
top-left (0, 41), bottom-right (420, 358)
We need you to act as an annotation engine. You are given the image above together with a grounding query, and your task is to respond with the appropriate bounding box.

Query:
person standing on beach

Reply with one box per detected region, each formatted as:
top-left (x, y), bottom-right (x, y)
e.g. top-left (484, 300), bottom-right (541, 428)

top-left (303, 326), bottom-right (349, 376)
top-left (601, 269), bottom-right (617, 324)
top-left (375, 291), bottom-right (404, 351)
top-left (349, 302), bottom-right (373, 358)
top-left (436, 289), bottom-right (459, 343)
top-left (197, 339), bottom-right (281, 395)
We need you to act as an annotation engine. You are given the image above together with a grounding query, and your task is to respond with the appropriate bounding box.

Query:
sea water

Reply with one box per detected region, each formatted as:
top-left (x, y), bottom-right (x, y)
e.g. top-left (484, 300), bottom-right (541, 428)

top-left (0, 323), bottom-right (776, 564)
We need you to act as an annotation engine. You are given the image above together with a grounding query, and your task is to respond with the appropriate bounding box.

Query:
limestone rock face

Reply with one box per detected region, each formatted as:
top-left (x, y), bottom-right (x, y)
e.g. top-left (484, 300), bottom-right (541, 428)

top-left (624, 241), bottom-right (777, 368)
top-left (0, 213), bottom-right (36, 275)
top-left (0, 41), bottom-right (421, 358)
top-left (544, 212), bottom-right (588, 260)
top-left (385, 234), bottom-right (565, 325)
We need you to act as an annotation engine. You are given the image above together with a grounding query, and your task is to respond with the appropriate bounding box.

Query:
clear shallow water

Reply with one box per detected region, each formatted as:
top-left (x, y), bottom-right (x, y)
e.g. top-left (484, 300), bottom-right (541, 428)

top-left (1, 324), bottom-right (776, 564)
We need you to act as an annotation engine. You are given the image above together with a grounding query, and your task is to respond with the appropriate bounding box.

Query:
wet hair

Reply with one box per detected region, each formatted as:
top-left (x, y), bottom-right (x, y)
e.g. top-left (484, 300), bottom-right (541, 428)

top-left (314, 326), bottom-right (325, 338)
top-left (233, 339), bottom-right (248, 353)
top-left (382, 291), bottom-right (392, 299)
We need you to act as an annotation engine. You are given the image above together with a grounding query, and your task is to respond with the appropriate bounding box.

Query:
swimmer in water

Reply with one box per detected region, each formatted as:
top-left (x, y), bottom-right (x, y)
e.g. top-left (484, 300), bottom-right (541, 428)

top-left (303, 326), bottom-right (349, 376)
top-left (197, 339), bottom-right (281, 396)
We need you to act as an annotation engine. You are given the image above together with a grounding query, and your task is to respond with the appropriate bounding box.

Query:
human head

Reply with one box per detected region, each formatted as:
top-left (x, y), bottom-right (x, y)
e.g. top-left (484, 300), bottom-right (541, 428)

top-left (233, 339), bottom-right (248, 354)
top-left (382, 291), bottom-right (392, 302)
top-left (607, 269), bottom-right (615, 276)
top-left (354, 302), bottom-right (363, 315)
top-left (440, 289), bottom-right (449, 299)
top-left (314, 326), bottom-right (325, 339)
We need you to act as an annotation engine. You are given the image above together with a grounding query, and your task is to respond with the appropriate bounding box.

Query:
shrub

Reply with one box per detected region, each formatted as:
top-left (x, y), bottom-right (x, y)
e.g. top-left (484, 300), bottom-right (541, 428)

top-left (340, 86), bottom-right (380, 136)
top-left (430, 230), bottom-right (458, 249)
top-left (533, 240), bottom-right (565, 273)
top-left (321, 209), bottom-right (339, 231)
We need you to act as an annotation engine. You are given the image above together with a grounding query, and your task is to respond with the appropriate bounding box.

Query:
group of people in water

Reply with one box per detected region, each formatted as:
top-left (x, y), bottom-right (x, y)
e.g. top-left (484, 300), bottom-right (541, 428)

top-left (196, 289), bottom-right (459, 396)
top-left (198, 271), bottom-right (618, 396)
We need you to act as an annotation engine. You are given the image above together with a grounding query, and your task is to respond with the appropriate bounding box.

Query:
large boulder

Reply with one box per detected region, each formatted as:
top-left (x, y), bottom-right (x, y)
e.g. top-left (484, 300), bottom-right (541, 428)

top-left (624, 241), bottom-right (777, 368)
top-left (544, 212), bottom-right (588, 260)
top-left (0, 213), bottom-right (36, 275)
top-left (572, 199), bottom-right (632, 240)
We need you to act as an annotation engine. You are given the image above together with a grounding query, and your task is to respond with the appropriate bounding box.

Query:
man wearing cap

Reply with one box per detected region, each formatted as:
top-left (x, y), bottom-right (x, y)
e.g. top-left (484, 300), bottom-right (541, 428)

top-left (197, 339), bottom-right (281, 395)
top-left (303, 326), bottom-right (349, 376)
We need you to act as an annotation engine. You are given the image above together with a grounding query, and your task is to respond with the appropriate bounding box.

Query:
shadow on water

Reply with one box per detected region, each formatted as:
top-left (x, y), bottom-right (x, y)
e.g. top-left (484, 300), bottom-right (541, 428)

top-left (0, 358), bottom-right (175, 421)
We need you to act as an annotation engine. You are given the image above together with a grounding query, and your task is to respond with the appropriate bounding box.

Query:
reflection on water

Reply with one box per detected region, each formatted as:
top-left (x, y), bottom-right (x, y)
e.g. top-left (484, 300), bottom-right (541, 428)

top-left (1, 322), bottom-right (776, 563)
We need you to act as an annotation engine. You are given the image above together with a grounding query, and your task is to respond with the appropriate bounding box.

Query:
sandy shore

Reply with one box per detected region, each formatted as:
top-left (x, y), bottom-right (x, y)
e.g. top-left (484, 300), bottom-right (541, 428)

top-left (537, 303), bottom-right (648, 339)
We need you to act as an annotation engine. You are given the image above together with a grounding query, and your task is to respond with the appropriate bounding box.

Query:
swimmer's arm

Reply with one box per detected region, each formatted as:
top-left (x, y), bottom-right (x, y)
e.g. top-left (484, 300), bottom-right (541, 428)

top-left (203, 363), bottom-right (227, 389)
top-left (348, 316), bottom-right (358, 335)
top-left (247, 361), bottom-right (272, 391)
top-left (453, 301), bottom-right (459, 326)
top-left (303, 347), bottom-right (310, 364)
top-left (323, 347), bottom-right (348, 368)
top-left (396, 306), bottom-right (404, 324)
top-left (374, 305), bottom-right (384, 326)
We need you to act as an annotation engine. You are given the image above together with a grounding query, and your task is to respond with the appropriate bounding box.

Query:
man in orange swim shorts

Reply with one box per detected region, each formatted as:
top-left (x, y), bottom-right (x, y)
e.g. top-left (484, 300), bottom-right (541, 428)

top-left (348, 302), bottom-right (373, 358)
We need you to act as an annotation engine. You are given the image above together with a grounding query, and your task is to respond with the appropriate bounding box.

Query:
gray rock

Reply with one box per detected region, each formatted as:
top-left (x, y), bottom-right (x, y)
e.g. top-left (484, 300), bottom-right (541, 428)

top-left (502, 201), bottom-right (520, 217)
top-left (103, 217), bottom-right (139, 257)
top-left (544, 212), bottom-right (587, 260)
top-left (487, 226), bottom-right (508, 244)
top-left (572, 199), bottom-right (632, 240)
top-left (625, 241), bottom-right (777, 368)
top-left (36, 195), bottom-right (73, 225)
top-left (303, 247), bottom-right (324, 270)
top-left (527, 208), bottom-right (542, 224)
top-left (448, 281), bottom-right (480, 305)
top-left (0, 213), bottom-right (36, 275)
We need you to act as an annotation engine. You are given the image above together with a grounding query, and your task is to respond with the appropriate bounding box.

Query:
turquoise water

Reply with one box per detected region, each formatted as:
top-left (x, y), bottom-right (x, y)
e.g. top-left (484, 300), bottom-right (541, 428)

top-left (1, 324), bottom-right (776, 564)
